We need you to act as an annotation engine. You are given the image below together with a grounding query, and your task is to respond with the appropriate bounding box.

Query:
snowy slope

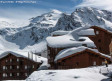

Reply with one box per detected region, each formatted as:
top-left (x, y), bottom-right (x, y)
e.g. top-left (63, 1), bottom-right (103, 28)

top-left (0, 7), bottom-right (112, 53)
top-left (27, 65), bottom-right (112, 81)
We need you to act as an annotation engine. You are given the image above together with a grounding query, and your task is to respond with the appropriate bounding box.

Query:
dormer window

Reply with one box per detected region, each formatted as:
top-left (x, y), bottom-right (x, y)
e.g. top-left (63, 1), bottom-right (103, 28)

top-left (78, 39), bottom-right (85, 41)
top-left (82, 44), bottom-right (87, 47)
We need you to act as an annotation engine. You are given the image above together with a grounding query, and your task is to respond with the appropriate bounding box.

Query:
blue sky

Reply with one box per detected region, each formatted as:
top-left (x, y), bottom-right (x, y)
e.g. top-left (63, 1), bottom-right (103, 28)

top-left (0, 0), bottom-right (112, 27)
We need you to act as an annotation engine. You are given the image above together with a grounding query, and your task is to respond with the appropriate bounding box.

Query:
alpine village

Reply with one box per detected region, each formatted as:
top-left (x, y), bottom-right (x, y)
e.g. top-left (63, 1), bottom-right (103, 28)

top-left (1, 8), bottom-right (112, 80)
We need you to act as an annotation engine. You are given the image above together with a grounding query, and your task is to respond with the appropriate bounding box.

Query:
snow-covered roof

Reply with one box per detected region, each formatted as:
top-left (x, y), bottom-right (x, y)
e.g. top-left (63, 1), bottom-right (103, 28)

top-left (46, 27), bottom-right (96, 48)
top-left (55, 46), bottom-right (110, 61)
top-left (0, 51), bottom-right (47, 65)
top-left (51, 30), bottom-right (70, 36)
top-left (78, 29), bottom-right (95, 36)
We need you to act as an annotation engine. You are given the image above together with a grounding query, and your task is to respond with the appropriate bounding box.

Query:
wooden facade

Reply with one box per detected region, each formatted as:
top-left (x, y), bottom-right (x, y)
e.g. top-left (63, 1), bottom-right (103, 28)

top-left (89, 26), bottom-right (112, 54)
top-left (55, 49), bottom-right (111, 69)
top-left (47, 46), bottom-right (67, 69)
top-left (0, 53), bottom-right (41, 80)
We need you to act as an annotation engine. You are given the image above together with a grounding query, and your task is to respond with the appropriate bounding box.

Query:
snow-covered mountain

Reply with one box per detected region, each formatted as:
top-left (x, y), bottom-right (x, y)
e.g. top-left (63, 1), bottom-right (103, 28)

top-left (0, 7), bottom-right (112, 52)
top-left (56, 7), bottom-right (112, 31)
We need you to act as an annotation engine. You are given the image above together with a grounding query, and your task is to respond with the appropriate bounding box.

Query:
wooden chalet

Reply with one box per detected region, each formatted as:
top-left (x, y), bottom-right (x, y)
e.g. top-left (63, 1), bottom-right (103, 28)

top-left (89, 26), bottom-right (112, 54)
top-left (46, 26), bottom-right (112, 69)
top-left (54, 47), bottom-right (111, 69)
top-left (46, 27), bottom-right (96, 69)
top-left (0, 51), bottom-right (42, 80)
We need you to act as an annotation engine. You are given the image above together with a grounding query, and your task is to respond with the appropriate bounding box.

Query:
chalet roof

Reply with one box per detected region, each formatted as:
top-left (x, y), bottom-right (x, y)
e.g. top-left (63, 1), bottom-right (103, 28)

top-left (54, 46), bottom-right (111, 61)
top-left (0, 51), bottom-right (47, 65)
top-left (91, 26), bottom-right (112, 35)
top-left (51, 30), bottom-right (70, 36)
top-left (46, 27), bottom-right (96, 48)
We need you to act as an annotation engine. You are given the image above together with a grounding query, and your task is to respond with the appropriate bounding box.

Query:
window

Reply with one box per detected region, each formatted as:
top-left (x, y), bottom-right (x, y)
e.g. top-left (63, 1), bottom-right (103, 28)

top-left (5, 66), bottom-right (7, 70)
top-left (17, 58), bottom-right (19, 62)
top-left (96, 31), bottom-right (99, 35)
top-left (5, 73), bottom-right (7, 77)
top-left (6, 60), bottom-right (8, 62)
top-left (32, 65), bottom-right (34, 68)
top-left (3, 73), bottom-right (6, 77)
top-left (10, 59), bottom-right (12, 62)
top-left (10, 66), bottom-right (12, 69)
top-left (78, 39), bottom-right (85, 41)
top-left (25, 65), bottom-right (27, 69)
top-left (76, 62), bottom-right (79, 66)
top-left (98, 39), bottom-right (101, 42)
top-left (17, 66), bottom-right (19, 69)
top-left (25, 73), bottom-right (27, 76)
top-left (10, 73), bottom-right (12, 77)
top-left (17, 73), bottom-right (19, 76)
top-left (3, 66), bottom-right (5, 70)
top-left (93, 61), bottom-right (96, 66)
top-left (99, 47), bottom-right (102, 51)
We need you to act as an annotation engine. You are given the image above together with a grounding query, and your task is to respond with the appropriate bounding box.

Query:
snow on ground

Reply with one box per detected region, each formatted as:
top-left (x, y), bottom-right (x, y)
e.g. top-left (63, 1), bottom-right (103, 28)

top-left (27, 65), bottom-right (112, 81)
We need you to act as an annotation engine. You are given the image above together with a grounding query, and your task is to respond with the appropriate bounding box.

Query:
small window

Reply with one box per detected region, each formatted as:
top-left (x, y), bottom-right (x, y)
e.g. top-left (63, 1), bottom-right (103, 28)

top-left (17, 66), bottom-right (19, 69)
top-left (5, 73), bottom-right (7, 77)
top-left (10, 66), bottom-right (12, 69)
top-left (17, 73), bottom-right (19, 76)
top-left (3, 66), bottom-right (5, 70)
top-left (3, 73), bottom-right (6, 77)
top-left (98, 39), bottom-right (101, 42)
top-left (93, 61), bottom-right (96, 66)
top-left (78, 39), bottom-right (85, 41)
top-left (5, 66), bottom-right (7, 70)
top-left (25, 65), bottom-right (27, 69)
top-left (32, 65), bottom-right (35, 68)
top-left (99, 47), bottom-right (102, 51)
top-left (76, 62), bottom-right (79, 66)
top-left (17, 58), bottom-right (19, 62)
top-left (96, 31), bottom-right (99, 35)
top-left (6, 60), bottom-right (8, 62)
top-left (10, 73), bottom-right (12, 77)
top-left (82, 44), bottom-right (87, 47)
top-left (10, 59), bottom-right (12, 62)
top-left (25, 73), bottom-right (27, 76)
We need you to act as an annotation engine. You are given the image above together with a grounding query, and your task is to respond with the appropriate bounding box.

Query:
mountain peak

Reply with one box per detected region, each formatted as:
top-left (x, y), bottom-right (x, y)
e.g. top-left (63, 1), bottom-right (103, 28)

top-left (50, 9), bottom-right (62, 14)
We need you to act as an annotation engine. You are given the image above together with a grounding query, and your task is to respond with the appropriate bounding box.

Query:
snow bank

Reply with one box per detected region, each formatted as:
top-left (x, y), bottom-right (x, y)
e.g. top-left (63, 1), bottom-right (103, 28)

top-left (27, 65), bottom-right (112, 81)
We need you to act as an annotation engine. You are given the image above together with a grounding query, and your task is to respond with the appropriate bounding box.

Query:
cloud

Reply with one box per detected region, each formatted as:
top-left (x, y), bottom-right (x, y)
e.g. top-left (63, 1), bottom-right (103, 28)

top-left (77, 0), bottom-right (112, 11)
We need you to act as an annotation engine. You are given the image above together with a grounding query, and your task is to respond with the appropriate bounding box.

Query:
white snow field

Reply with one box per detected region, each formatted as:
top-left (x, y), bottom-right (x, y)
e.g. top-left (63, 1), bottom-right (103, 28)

top-left (27, 65), bottom-right (112, 81)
